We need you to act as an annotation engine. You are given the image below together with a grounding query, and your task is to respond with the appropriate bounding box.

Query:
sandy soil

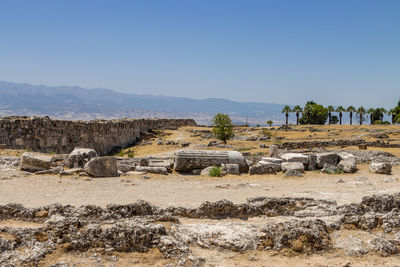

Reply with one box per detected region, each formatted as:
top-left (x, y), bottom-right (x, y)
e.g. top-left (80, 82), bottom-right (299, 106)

top-left (0, 164), bottom-right (399, 208)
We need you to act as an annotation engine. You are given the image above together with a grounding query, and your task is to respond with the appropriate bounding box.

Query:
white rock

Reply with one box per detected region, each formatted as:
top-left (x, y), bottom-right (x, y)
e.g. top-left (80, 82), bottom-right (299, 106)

top-left (20, 152), bottom-right (52, 172)
top-left (369, 162), bottom-right (392, 174)
top-left (280, 153), bottom-right (308, 164)
top-left (281, 162), bottom-right (304, 172)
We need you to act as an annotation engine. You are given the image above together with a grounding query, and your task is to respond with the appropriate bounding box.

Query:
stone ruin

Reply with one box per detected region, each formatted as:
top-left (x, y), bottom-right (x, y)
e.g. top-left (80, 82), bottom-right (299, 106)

top-left (0, 116), bottom-right (196, 155)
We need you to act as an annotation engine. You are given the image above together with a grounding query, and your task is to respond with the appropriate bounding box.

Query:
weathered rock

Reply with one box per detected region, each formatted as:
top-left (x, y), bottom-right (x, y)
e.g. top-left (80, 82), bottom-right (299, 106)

top-left (148, 159), bottom-right (174, 172)
top-left (224, 164), bottom-right (240, 175)
top-left (20, 152), bottom-right (52, 172)
top-left (316, 152), bottom-right (338, 169)
top-left (281, 162), bottom-right (304, 172)
top-left (117, 163), bottom-right (135, 173)
top-left (64, 148), bottom-right (98, 168)
top-left (269, 144), bottom-right (279, 157)
top-left (367, 234), bottom-right (398, 256)
top-left (321, 163), bottom-right (339, 174)
top-left (369, 162), bottom-right (392, 174)
top-left (280, 153), bottom-right (308, 165)
top-left (283, 169), bottom-right (303, 177)
top-left (135, 166), bottom-right (168, 175)
top-left (338, 152), bottom-right (356, 164)
top-left (260, 157), bottom-right (283, 164)
top-left (84, 156), bottom-right (119, 177)
top-left (337, 160), bottom-right (357, 173)
top-left (250, 163), bottom-right (280, 175)
top-left (307, 154), bottom-right (317, 170)
top-left (174, 150), bottom-right (248, 173)
top-left (200, 166), bottom-right (218, 176)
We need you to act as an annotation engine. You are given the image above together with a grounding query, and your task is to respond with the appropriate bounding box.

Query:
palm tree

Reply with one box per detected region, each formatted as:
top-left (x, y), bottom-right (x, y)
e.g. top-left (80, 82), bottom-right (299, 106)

top-left (346, 106), bottom-right (356, 125)
top-left (367, 108), bottom-right (375, 124)
top-left (292, 105), bottom-right (302, 125)
top-left (281, 105), bottom-right (291, 126)
top-left (327, 105), bottom-right (334, 124)
top-left (336, 106), bottom-right (345, 125)
top-left (388, 108), bottom-right (397, 124)
top-left (356, 106), bottom-right (366, 125)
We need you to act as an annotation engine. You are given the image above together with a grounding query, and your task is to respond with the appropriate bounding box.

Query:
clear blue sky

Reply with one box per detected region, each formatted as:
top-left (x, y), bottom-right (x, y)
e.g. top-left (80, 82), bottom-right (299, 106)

top-left (0, 0), bottom-right (399, 108)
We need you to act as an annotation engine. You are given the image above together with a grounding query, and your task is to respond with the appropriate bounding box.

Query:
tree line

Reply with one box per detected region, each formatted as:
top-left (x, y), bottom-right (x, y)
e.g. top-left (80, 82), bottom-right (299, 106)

top-left (281, 100), bottom-right (400, 126)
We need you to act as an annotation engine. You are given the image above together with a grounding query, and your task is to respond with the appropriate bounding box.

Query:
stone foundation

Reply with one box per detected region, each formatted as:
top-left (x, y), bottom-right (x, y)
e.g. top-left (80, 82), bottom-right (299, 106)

top-left (0, 116), bottom-right (196, 155)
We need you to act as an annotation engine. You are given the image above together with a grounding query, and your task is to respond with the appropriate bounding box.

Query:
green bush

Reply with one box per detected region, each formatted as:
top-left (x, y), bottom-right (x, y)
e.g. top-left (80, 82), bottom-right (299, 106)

top-left (373, 120), bottom-right (390, 125)
top-left (299, 101), bottom-right (328, 125)
top-left (209, 166), bottom-right (223, 177)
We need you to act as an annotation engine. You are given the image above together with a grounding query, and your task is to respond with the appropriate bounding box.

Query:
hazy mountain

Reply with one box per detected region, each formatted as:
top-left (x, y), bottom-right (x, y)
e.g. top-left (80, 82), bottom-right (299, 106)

top-left (0, 81), bottom-right (286, 125)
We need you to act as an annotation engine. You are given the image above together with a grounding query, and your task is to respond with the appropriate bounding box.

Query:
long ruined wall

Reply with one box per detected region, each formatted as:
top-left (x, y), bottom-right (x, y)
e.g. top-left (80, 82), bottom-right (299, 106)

top-left (0, 116), bottom-right (196, 155)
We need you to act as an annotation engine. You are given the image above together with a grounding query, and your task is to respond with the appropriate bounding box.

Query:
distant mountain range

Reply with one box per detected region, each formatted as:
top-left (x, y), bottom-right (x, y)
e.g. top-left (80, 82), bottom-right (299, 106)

top-left (0, 81), bottom-right (286, 125)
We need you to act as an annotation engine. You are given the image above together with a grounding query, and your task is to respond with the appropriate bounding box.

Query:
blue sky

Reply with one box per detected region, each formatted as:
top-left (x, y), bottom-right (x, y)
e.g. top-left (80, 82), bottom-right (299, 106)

top-left (0, 0), bottom-right (399, 108)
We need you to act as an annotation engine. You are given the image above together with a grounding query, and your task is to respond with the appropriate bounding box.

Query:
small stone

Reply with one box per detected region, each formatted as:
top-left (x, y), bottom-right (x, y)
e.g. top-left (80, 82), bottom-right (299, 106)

top-left (283, 169), bottom-right (303, 177)
top-left (336, 178), bottom-right (345, 183)
top-left (142, 175), bottom-right (150, 179)
top-left (383, 177), bottom-right (398, 183)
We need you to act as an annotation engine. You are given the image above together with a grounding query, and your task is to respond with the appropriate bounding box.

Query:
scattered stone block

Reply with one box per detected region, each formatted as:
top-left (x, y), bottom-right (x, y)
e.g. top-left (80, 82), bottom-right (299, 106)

top-left (260, 157), bottom-right (283, 164)
top-left (316, 153), bottom-right (339, 169)
top-left (224, 164), bottom-right (240, 175)
top-left (135, 166), bottom-right (168, 175)
top-left (280, 153), bottom-right (309, 164)
top-left (321, 163), bottom-right (339, 174)
top-left (337, 160), bottom-right (357, 173)
top-left (249, 162), bottom-right (280, 175)
top-left (20, 152), bottom-right (52, 172)
top-left (281, 162), bottom-right (304, 172)
top-left (269, 144), bottom-right (279, 157)
top-left (64, 147), bottom-right (98, 168)
top-left (369, 162), bottom-right (392, 174)
top-left (84, 156), bottom-right (119, 177)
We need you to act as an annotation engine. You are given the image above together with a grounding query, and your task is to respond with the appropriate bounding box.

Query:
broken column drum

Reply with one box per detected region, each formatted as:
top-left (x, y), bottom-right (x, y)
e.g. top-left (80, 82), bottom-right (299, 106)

top-left (174, 150), bottom-right (249, 173)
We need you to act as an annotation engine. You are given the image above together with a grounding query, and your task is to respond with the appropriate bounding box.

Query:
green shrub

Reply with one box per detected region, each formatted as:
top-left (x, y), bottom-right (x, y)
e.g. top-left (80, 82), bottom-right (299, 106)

top-left (262, 129), bottom-right (273, 139)
top-left (372, 120), bottom-right (390, 125)
top-left (209, 166), bottom-right (223, 177)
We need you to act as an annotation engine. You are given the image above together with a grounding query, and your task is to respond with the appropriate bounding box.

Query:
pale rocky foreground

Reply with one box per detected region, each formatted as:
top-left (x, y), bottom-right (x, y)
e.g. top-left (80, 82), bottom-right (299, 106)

top-left (1, 124), bottom-right (400, 266)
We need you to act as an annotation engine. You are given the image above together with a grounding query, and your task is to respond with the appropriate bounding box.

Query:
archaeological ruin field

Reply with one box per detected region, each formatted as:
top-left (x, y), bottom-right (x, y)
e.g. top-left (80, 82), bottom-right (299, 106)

top-left (1, 116), bottom-right (400, 266)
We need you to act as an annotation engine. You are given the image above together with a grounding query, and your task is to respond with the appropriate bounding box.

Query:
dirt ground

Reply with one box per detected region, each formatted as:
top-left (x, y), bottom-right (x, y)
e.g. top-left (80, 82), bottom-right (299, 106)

top-left (0, 164), bottom-right (399, 208)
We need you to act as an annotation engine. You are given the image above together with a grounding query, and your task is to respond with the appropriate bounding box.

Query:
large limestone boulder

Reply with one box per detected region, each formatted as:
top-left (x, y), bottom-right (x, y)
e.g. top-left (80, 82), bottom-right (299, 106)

top-left (135, 166), bottom-right (168, 175)
top-left (316, 153), bottom-right (339, 169)
top-left (20, 152), bottom-right (52, 172)
top-left (281, 162), bottom-right (304, 172)
top-left (249, 162), bottom-right (281, 175)
top-left (64, 147), bottom-right (98, 168)
top-left (369, 162), bottom-right (392, 174)
top-left (337, 160), bottom-right (357, 173)
top-left (280, 153), bottom-right (308, 164)
top-left (84, 156), bottom-right (119, 177)
top-left (338, 152), bottom-right (356, 164)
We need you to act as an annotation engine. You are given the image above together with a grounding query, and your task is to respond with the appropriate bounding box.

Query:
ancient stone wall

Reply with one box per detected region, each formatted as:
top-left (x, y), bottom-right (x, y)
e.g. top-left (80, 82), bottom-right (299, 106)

top-left (0, 116), bottom-right (196, 155)
top-left (279, 139), bottom-right (400, 150)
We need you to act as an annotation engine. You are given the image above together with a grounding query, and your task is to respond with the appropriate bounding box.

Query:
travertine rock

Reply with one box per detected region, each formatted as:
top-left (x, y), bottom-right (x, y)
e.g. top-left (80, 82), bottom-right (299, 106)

top-left (20, 152), bottom-right (52, 172)
top-left (369, 162), bottom-right (392, 174)
top-left (84, 156), bottom-right (119, 177)
top-left (64, 147), bottom-right (98, 168)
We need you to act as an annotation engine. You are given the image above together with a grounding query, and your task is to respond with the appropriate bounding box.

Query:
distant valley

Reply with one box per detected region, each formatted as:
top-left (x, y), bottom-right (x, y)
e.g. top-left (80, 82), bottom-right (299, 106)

top-left (0, 81), bottom-right (286, 125)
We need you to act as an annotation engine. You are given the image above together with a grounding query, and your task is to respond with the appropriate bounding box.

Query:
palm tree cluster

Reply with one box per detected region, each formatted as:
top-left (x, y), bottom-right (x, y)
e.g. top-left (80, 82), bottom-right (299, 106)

top-left (281, 101), bottom-right (400, 126)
